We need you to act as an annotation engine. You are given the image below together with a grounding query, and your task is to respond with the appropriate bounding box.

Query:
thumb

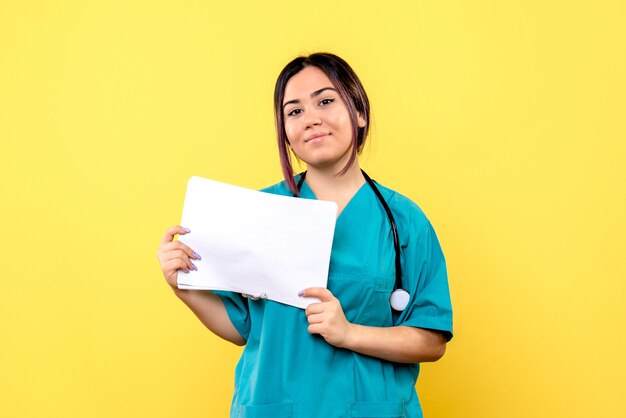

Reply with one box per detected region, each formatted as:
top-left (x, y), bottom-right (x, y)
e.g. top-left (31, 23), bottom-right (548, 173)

top-left (299, 287), bottom-right (334, 302)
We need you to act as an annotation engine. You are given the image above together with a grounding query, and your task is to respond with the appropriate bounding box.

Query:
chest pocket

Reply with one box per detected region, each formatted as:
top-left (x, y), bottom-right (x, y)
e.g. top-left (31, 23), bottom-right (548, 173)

top-left (350, 401), bottom-right (406, 417)
top-left (236, 402), bottom-right (293, 418)
top-left (328, 273), bottom-right (394, 327)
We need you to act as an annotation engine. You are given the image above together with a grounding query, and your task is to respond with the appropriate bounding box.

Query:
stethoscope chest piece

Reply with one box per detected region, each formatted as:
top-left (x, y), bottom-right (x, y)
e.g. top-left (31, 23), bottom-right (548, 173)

top-left (390, 289), bottom-right (410, 311)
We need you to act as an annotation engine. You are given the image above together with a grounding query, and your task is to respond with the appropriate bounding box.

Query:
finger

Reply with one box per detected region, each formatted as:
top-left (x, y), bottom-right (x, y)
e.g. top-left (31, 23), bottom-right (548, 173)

top-left (162, 249), bottom-right (199, 273)
top-left (172, 240), bottom-right (202, 260)
top-left (161, 225), bottom-right (191, 244)
top-left (306, 313), bottom-right (325, 325)
top-left (162, 241), bottom-right (201, 260)
top-left (305, 303), bottom-right (325, 317)
top-left (170, 248), bottom-right (189, 260)
top-left (307, 324), bottom-right (323, 335)
top-left (165, 258), bottom-right (190, 274)
top-left (300, 287), bottom-right (334, 302)
top-left (160, 249), bottom-right (194, 269)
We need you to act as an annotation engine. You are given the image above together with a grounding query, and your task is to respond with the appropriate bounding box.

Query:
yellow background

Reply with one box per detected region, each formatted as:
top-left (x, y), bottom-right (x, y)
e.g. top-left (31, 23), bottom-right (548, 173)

top-left (1, 1), bottom-right (624, 417)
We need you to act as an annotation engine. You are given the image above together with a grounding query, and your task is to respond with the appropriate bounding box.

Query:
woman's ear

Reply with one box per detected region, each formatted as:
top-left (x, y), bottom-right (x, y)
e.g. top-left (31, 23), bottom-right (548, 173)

top-left (357, 113), bottom-right (367, 128)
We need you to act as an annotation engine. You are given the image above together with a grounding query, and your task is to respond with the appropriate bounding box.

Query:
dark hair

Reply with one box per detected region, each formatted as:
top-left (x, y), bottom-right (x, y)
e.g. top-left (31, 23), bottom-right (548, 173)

top-left (273, 52), bottom-right (371, 195)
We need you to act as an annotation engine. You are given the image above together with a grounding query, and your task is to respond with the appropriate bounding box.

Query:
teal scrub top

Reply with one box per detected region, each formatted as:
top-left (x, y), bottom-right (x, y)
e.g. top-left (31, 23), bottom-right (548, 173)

top-left (216, 178), bottom-right (453, 418)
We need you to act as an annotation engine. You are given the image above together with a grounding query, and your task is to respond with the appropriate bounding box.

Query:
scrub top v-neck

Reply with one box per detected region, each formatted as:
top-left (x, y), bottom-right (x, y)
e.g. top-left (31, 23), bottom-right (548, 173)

top-left (215, 178), bottom-right (453, 418)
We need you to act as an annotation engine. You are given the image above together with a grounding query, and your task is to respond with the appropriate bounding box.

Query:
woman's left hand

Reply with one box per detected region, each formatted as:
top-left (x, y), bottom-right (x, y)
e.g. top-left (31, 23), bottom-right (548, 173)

top-left (300, 288), bottom-right (353, 348)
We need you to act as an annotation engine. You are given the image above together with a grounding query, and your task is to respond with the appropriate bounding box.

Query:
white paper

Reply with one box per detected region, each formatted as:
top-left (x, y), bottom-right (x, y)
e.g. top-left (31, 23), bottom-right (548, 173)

top-left (176, 176), bottom-right (337, 309)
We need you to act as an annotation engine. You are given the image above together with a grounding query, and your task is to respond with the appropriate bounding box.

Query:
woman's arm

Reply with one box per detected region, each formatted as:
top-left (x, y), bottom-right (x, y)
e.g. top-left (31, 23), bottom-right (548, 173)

top-left (301, 288), bottom-right (446, 363)
top-left (157, 226), bottom-right (245, 346)
top-left (172, 288), bottom-right (246, 346)
top-left (340, 324), bottom-right (446, 363)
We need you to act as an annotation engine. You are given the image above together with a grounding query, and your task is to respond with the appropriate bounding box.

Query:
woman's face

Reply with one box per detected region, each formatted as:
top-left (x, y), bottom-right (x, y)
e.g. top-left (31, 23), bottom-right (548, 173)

top-left (282, 66), bottom-right (365, 171)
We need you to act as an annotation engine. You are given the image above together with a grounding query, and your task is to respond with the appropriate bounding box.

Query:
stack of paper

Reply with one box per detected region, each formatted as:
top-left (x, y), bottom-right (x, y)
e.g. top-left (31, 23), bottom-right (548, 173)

top-left (177, 176), bottom-right (337, 309)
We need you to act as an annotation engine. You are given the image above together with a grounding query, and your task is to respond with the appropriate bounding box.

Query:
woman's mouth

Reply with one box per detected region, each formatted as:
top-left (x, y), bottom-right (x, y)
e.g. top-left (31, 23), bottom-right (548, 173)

top-left (305, 132), bottom-right (330, 143)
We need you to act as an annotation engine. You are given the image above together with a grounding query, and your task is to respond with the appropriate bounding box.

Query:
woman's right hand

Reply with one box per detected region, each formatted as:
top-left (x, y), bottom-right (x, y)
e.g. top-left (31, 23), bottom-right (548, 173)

top-left (155, 225), bottom-right (245, 345)
top-left (156, 225), bottom-right (201, 289)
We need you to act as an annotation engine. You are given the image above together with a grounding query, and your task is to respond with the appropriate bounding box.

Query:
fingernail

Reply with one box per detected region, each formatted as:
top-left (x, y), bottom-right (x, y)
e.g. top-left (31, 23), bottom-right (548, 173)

top-left (193, 252), bottom-right (201, 260)
top-left (298, 290), bottom-right (305, 297)
top-left (191, 263), bottom-right (197, 271)
top-left (182, 227), bottom-right (191, 233)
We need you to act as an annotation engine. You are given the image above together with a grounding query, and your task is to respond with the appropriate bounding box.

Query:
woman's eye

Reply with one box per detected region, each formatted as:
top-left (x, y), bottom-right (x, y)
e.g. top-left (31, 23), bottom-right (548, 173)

top-left (320, 98), bottom-right (335, 106)
top-left (286, 108), bottom-right (302, 117)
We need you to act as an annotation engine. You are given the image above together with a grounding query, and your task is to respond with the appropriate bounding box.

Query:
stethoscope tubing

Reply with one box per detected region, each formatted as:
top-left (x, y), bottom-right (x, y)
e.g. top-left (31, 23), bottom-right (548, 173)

top-left (295, 170), bottom-right (404, 295)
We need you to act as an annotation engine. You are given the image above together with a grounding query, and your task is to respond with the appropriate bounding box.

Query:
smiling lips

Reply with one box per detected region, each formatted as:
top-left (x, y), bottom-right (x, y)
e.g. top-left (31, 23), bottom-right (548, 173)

top-left (305, 132), bottom-right (330, 143)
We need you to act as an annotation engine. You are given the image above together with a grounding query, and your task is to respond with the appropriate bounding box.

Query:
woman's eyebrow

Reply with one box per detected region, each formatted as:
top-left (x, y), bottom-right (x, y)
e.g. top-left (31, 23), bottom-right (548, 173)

top-left (283, 87), bottom-right (337, 109)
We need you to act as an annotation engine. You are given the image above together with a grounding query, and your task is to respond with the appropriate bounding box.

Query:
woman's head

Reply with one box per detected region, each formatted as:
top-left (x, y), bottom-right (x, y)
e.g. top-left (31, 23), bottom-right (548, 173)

top-left (274, 53), bottom-right (371, 194)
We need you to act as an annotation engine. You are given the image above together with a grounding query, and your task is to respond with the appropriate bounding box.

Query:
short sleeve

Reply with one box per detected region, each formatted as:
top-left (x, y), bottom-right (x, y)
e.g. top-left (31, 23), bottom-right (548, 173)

top-left (214, 291), bottom-right (251, 341)
top-left (394, 217), bottom-right (454, 341)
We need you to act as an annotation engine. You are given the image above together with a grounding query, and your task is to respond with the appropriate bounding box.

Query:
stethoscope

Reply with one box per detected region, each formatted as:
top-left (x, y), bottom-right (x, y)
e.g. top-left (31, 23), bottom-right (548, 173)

top-left (295, 169), bottom-right (410, 311)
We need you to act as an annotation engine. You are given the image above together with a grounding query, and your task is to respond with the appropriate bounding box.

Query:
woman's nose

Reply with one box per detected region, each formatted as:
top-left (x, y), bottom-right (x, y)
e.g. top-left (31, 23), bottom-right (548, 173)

top-left (304, 112), bottom-right (322, 128)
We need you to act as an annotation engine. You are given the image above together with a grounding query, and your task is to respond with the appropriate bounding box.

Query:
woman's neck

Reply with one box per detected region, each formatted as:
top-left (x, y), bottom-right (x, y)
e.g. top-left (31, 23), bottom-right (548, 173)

top-left (304, 162), bottom-right (366, 215)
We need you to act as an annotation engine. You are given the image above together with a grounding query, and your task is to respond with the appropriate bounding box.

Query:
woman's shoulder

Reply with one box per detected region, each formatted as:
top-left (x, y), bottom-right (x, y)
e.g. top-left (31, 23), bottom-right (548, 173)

top-left (260, 179), bottom-right (292, 196)
top-left (373, 182), bottom-right (431, 232)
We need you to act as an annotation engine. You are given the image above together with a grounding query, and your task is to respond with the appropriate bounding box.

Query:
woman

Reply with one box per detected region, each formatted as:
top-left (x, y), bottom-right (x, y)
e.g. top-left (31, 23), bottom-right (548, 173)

top-left (157, 53), bottom-right (453, 418)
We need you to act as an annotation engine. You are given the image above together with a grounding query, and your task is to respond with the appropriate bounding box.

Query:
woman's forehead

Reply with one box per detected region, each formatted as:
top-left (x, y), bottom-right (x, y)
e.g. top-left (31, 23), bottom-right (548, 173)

top-left (284, 67), bottom-right (335, 102)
